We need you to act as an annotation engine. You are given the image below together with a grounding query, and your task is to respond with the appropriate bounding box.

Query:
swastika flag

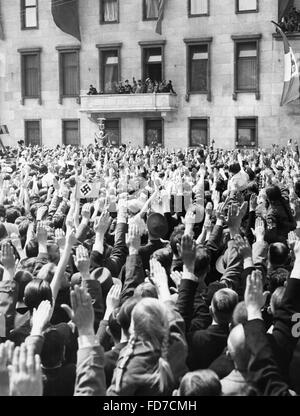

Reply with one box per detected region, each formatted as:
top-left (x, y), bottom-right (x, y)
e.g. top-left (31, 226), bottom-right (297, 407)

top-left (76, 182), bottom-right (100, 199)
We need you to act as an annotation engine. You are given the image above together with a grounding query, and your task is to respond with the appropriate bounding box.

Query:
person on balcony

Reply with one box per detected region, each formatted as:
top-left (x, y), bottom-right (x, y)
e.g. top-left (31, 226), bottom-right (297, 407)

top-left (87, 85), bottom-right (98, 95)
top-left (135, 80), bottom-right (143, 94)
top-left (124, 80), bottom-right (133, 94)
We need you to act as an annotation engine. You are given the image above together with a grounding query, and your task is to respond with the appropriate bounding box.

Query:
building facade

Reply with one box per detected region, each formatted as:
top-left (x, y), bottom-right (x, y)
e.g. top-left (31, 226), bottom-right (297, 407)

top-left (0, 0), bottom-right (300, 149)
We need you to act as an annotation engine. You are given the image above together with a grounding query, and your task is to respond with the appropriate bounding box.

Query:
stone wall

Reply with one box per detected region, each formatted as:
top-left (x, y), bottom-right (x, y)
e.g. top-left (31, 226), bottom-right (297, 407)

top-left (1, 0), bottom-right (300, 149)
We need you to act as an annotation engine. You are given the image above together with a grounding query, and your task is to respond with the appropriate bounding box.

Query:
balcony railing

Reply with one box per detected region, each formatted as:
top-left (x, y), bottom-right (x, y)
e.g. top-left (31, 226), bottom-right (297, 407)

top-left (80, 93), bottom-right (178, 115)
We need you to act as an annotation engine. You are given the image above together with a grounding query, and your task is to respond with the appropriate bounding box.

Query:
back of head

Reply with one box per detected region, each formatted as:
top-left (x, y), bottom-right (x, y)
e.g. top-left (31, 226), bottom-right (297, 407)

top-left (132, 298), bottom-right (174, 392)
top-left (265, 185), bottom-right (282, 203)
top-left (41, 328), bottom-right (64, 368)
top-left (24, 278), bottom-right (52, 313)
top-left (6, 207), bottom-right (21, 224)
top-left (194, 246), bottom-right (210, 278)
top-left (211, 288), bottom-right (239, 325)
top-left (132, 298), bottom-right (169, 348)
top-left (227, 324), bottom-right (250, 372)
top-left (232, 301), bottom-right (248, 326)
top-left (269, 242), bottom-right (289, 267)
top-left (117, 297), bottom-right (139, 337)
top-left (178, 370), bottom-right (221, 396)
top-left (152, 247), bottom-right (173, 275)
top-left (14, 270), bottom-right (33, 302)
top-left (229, 163), bottom-right (241, 175)
top-left (134, 282), bottom-right (158, 300)
top-left (25, 238), bottom-right (39, 258)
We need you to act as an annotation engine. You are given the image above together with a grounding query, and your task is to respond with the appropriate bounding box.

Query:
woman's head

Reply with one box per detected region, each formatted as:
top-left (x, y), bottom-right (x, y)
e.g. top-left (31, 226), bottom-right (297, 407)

top-left (24, 278), bottom-right (53, 313)
top-left (130, 298), bottom-right (169, 349)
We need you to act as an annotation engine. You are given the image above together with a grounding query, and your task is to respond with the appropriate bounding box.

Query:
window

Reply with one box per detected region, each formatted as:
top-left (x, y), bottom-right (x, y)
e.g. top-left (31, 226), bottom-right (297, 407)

top-left (25, 120), bottom-right (41, 146)
top-left (184, 38), bottom-right (212, 100)
top-left (189, 118), bottom-right (209, 147)
top-left (140, 41), bottom-right (166, 83)
top-left (100, 0), bottom-right (119, 23)
top-left (97, 44), bottom-right (122, 93)
top-left (62, 120), bottom-right (80, 146)
top-left (232, 35), bottom-right (261, 100)
top-left (56, 46), bottom-right (80, 103)
top-left (236, 118), bottom-right (257, 147)
top-left (21, 0), bottom-right (38, 29)
top-left (18, 48), bottom-right (41, 105)
top-left (144, 118), bottom-right (163, 146)
top-left (105, 119), bottom-right (120, 146)
top-left (143, 0), bottom-right (159, 20)
top-left (236, 0), bottom-right (258, 13)
top-left (188, 0), bottom-right (209, 17)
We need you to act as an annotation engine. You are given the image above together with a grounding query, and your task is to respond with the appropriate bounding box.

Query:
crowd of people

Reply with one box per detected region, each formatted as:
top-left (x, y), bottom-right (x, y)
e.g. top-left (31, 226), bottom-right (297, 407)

top-left (0, 140), bottom-right (300, 396)
top-left (87, 78), bottom-right (176, 95)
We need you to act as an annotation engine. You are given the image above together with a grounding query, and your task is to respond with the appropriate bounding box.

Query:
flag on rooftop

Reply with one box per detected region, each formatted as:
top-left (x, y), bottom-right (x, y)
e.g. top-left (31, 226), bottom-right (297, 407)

top-left (272, 20), bottom-right (300, 106)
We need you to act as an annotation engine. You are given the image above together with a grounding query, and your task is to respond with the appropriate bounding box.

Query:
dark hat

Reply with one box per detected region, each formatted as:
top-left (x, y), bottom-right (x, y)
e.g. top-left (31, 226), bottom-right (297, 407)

top-left (146, 213), bottom-right (168, 239)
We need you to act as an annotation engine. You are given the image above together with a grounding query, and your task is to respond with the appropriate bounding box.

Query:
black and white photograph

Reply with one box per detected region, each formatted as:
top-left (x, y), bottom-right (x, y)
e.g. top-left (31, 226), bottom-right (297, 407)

top-left (0, 0), bottom-right (300, 401)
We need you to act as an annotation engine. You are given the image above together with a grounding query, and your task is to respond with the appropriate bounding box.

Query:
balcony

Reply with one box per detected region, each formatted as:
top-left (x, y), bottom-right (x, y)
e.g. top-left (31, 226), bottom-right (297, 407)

top-left (80, 93), bottom-right (178, 116)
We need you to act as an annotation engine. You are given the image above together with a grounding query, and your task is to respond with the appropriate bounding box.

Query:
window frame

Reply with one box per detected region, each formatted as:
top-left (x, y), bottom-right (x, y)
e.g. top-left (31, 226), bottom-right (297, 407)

top-left (189, 117), bottom-right (209, 147)
top-left (144, 117), bottom-right (164, 147)
top-left (18, 47), bottom-right (42, 105)
top-left (56, 45), bottom-right (81, 104)
top-left (21, 0), bottom-right (39, 30)
top-left (232, 34), bottom-right (261, 100)
top-left (235, 116), bottom-right (258, 148)
top-left (100, 0), bottom-right (119, 24)
top-left (143, 0), bottom-right (159, 21)
top-left (62, 119), bottom-right (81, 147)
top-left (139, 40), bottom-right (166, 83)
top-left (105, 118), bottom-right (121, 146)
top-left (24, 119), bottom-right (41, 146)
top-left (96, 43), bottom-right (122, 94)
top-left (187, 0), bottom-right (210, 18)
top-left (184, 37), bottom-right (212, 101)
top-left (235, 0), bottom-right (258, 14)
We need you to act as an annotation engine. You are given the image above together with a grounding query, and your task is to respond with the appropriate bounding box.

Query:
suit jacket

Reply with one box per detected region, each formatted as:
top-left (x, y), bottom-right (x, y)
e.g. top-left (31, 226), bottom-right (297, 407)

top-left (105, 342), bottom-right (127, 388)
top-left (187, 323), bottom-right (229, 371)
top-left (244, 319), bottom-right (291, 396)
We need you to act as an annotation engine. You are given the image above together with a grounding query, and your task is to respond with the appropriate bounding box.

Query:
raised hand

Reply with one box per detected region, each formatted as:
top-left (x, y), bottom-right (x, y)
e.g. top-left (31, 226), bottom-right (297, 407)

top-left (234, 235), bottom-right (252, 260)
top-left (65, 227), bottom-right (77, 248)
top-left (61, 285), bottom-right (95, 336)
top-left (73, 245), bottom-right (90, 279)
top-left (180, 234), bottom-right (196, 273)
top-left (183, 209), bottom-right (196, 236)
top-left (31, 300), bottom-right (53, 336)
top-left (9, 344), bottom-right (43, 396)
top-left (0, 242), bottom-right (15, 273)
top-left (126, 222), bottom-right (141, 253)
top-left (244, 270), bottom-right (268, 320)
top-left (0, 341), bottom-right (14, 396)
top-left (105, 284), bottom-right (122, 314)
top-left (251, 217), bottom-right (265, 242)
top-left (55, 228), bottom-right (66, 250)
top-left (36, 221), bottom-right (48, 245)
top-left (288, 230), bottom-right (298, 250)
top-left (81, 203), bottom-right (91, 222)
top-left (36, 205), bottom-right (48, 222)
top-left (94, 210), bottom-right (111, 235)
top-left (149, 258), bottom-right (170, 301)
